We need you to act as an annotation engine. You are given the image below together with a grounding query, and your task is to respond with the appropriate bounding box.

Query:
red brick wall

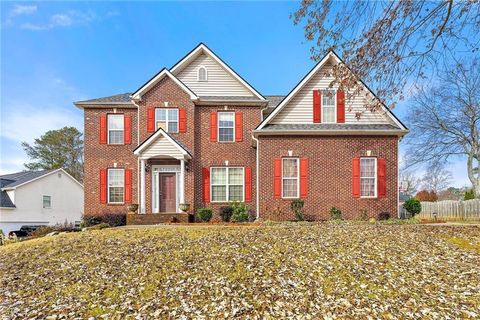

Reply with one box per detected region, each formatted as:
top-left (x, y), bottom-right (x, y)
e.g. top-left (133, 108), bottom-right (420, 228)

top-left (257, 135), bottom-right (399, 221)
top-left (83, 107), bottom-right (138, 216)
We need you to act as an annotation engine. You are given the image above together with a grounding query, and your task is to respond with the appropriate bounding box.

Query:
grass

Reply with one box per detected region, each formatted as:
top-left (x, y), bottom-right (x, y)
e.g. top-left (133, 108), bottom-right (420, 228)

top-left (1, 223), bottom-right (479, 319)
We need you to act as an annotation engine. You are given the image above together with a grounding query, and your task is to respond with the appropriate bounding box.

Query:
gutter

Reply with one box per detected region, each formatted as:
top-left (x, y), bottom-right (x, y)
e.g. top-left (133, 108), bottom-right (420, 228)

top-left (252, 129), bottom-right (409, 137)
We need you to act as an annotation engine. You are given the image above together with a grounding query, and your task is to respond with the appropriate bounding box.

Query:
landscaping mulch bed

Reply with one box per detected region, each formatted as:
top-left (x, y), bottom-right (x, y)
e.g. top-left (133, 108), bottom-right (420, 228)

top-left (1, 224), bottom-right (479, 319)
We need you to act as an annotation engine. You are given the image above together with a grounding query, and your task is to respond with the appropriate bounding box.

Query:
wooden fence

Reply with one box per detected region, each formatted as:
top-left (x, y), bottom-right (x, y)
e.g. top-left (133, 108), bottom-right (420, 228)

top-left (399, 199), bottom-right (480, 221)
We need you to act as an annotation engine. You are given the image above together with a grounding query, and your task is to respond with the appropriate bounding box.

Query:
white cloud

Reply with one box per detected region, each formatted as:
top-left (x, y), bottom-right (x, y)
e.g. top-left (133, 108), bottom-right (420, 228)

top-left (10, 5), bottom-right (37, 16)
top-left (50, 14), bottom-right (73, 27)
top-left (19, 10), bottom-right (95, 31)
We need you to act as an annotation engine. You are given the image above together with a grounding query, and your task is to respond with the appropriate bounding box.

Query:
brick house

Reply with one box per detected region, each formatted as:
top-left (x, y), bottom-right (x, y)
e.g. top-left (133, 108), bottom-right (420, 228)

top-left (75, 43), bottom-right (408, 223)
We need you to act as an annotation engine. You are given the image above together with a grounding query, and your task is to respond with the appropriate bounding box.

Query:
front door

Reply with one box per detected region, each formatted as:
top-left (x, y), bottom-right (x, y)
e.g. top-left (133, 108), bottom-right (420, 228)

top-left (159, 173), bottom-right (176, 212)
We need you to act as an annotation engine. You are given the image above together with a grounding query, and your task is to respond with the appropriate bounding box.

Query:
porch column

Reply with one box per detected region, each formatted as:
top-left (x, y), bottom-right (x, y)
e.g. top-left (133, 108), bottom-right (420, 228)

top-left (140, 159), bottom-right (146, 214)
top-left (180, 159), bottom-right (185, 205)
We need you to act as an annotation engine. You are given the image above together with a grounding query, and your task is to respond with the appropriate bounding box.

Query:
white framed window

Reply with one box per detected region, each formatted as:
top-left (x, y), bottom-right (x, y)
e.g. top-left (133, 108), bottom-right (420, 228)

top-left (211, 167), bottom-right (244, 202)
top-left (282, 158), bottom-right (299, 198)
top-left (107, 114), bottom-right (124, 144)
top-left (198, 66), bottom-right (208, 82)
top-left (108, 168), bottom-right (124, 204)
top-left (322, 89), bottom-right (336, 123)
top-left (42, 195), bottom-right (51, 209)
top-left (218, 112), bottom-right (235, 142)
top-left (155, 108), bottom-right (179, 133)
top-left (360, 158), bottom-right (377, 198)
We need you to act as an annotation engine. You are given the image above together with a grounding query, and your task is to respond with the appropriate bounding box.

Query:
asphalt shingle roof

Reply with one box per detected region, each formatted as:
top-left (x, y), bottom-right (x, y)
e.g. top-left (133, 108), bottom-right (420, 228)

top-left (261, 123), bottom-right (402, 131)
top-left (75, 93), bottom-right (133, 104)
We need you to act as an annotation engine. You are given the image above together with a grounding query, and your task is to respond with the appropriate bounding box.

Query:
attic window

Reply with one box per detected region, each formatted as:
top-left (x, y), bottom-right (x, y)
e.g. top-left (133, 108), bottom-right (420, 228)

top-left (198, 66), bottom-right (208, 82)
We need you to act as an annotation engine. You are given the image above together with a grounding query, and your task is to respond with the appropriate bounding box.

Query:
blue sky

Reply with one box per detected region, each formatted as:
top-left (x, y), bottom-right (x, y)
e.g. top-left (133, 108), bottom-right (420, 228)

top-left (0, 1), bottom-right (471, 187)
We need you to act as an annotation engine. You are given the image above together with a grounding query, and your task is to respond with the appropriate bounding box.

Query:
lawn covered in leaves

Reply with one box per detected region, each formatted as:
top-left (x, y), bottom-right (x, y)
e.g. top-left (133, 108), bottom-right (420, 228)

top-left (1, 223), bottom-right (479, 319)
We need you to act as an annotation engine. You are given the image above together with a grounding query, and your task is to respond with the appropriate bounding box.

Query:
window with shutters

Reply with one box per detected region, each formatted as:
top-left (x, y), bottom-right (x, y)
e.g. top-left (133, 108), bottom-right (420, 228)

top-left (108, 168), bottom-right (124, 203)
top-left (198, 66), bottom-right (208, 82)
top-left (155, 108), bottom-right (178, 133)
top-left (282, 158), bottom-right (299, 198)
top-left (211, 167), bottom-right (244, 202)
top-left (42, 195), bottom-right (52, 209)
top-left (218, 112), bottom-right (235, 142)
top-left (107, 114), bottom-right (124, 144)
top-left (322, 89), bottom-right (336, 123)
top-left (360, 158), bottom-right (377, 198)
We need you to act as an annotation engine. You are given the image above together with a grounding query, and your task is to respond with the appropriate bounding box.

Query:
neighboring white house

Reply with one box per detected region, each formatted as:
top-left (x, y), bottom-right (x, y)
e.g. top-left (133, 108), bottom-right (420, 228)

top-left (0, 169), bottom-right (83, 235)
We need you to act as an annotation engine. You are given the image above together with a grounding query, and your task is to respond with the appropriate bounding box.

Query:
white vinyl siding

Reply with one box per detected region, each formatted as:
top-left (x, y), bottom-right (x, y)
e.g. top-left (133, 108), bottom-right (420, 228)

top-left (107, 114), bottom-right (124, 144)
top-left (176, 53), bottom-right (254, 97)
top-left (108, 169), bottom-right (124, 204)
top-left (271, 62), bottom-right (393, 125)
top-left (360, 158), bottom-right (377, 198)
top-left (211, 167), bottom-right (244, 202)
top-left (282, 158), bottom-right (299, 198)
top-left (138, 136), bottom-right (184, 160)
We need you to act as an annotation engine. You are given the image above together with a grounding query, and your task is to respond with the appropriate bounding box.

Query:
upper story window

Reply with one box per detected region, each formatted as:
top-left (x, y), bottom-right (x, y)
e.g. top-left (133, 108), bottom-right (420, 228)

top-left (108, 114), bottom-right (124, 144)
top-left (218, 112), bottom-right (234, 142)
top-left (282, 158), bottom-right (299, 198)
top-left (211, 167), bottom-right (244, 202)
top-left (108, 168), bottom-right (124, 204)
top-left (155, 108), bottom-right (178, 133)
top-left (42, 195), bottom-right (51, 209)
top-left (360, 158), bottom-right (377, 198)
top-left (322, 89), bottom-right (336, 123)
top-left (198, 66), bottom-right (208, 82)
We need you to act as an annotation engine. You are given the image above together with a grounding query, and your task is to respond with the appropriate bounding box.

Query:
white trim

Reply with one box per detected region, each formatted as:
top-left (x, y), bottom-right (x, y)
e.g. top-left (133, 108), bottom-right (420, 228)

top-left (281, 158), bottom-right (300, 199)
top-left (360, 157), bottom-right (377, 199)
top-left (253, 129), bottom-right (407, 137)
top-left (1, 168), bottom-right (83, 191)
top-left (154, 108), bottom-right (179, 133)
top-left (42, 195), bottom-right (52, 209)
top-left (252, 135), bottom-right (260, 219)
top-left (217, 111), bottom-right (235, 143)
top-left (140, 160), bottom-right (146, 214)
top-left (133, 127), bottom-right (191, 160)
top-left (210, 167), bottom-right (245, 203)
top-left (170, 44), bottom-right (265, 100)
top-left (197, 65), bottom-right (208, 82)
top-left (321, 89), bottom-right (337, 124)
top-left (107, 168), bottom-right (125, 204)
top-left (151, 165), bottom-right (181, 213)
top-left (131, 69), bottom-right (198, 101)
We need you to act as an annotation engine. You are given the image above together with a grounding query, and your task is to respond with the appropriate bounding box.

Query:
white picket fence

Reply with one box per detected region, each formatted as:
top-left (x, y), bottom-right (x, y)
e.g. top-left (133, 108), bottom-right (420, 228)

top-left (400, 199), bottom-right (480, 221)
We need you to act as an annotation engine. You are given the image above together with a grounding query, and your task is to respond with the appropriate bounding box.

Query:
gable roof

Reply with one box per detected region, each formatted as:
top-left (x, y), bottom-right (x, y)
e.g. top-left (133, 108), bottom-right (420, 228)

top-left (133, 128), bottom-right (192, 160)
top-left (170, 43), bottom-right (266, 101)
top-left (0, 178), bottom-right (16, 208)
top-left (0, 169), bottom-right (83, 191)
top-left (131, 68), bottom-right (199, 101)
top-left (74, 93), bottom-right (133, 106)
top-left (256, 51), bottom-right (408, 132)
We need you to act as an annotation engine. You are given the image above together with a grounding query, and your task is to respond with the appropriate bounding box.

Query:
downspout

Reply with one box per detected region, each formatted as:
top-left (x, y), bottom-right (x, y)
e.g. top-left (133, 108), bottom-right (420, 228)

top-left (131, 99), bottom-right (142, 209)
top-left (252, 133), bottom-right (260, 220)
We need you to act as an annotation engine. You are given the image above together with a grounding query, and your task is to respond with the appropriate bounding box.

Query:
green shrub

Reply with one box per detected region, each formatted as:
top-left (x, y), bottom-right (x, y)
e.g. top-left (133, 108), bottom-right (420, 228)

top-left (231, 201), bottom-right (249, 222)
top-left (464, 189), bottom-right (476, 200)
top-left (290, 199), bottom-right (305, 221)
top-left (81, 213), bottom-right (126, 228)
top-left (403, 197), bottom-right (421, 216)
top-left (219, 206), bottom-right (234, 222)
top-left (196, 208), bottom-right (213, 222)
top-left (357, 209), bottom-right (368, 221)
top-left (329, 207), bottom-right (342, 220)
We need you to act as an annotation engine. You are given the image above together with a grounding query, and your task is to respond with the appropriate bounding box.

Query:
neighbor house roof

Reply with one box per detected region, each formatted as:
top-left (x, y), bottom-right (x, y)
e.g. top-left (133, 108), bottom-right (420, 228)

top-left (0, 178), bottom-right (16, 208)
top-left (0, 169), bottom-right (58, 189)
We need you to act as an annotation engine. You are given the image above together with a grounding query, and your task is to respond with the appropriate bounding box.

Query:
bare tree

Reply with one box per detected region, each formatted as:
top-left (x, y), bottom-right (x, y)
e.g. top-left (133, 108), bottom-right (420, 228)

top-left (405, 59), bottom-right (479, 194)
top-left (399, 169), bottom-right (420, 196)
top-left (420, 161), bottom-right (453, 194)
top-left (292, 1), bottom-right (479, 111)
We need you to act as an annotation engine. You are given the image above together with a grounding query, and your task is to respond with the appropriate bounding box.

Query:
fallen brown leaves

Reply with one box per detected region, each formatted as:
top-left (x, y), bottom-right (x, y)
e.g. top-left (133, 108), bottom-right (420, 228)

top-left (1, 224), bottom-right (479, 319)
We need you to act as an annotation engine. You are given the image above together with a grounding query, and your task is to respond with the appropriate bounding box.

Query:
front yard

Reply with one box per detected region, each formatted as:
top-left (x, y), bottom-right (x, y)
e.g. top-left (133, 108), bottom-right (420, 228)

top-left (1, 223), bottom-right (479, 319)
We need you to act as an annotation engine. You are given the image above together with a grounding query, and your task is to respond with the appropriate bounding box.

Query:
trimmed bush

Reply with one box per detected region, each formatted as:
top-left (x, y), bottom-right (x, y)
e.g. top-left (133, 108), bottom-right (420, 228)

top-left (219, 206), bottom-right (234, 222)
top-left (403, 197), bottom-right (421, 216)
top-left (290, 199), bottom-right (305, 221)
top-left (329, 207), bottom-right (342, 220)
top-left (231, 201), bottom-right (249, 222)
top-left (196, 208), bottom-right (213, 222)
top-left (377, 212), bottom-right (391, 221)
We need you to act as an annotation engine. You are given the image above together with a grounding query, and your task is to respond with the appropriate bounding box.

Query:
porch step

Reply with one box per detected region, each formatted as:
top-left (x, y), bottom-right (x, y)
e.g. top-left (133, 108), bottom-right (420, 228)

top-left (127, 213), bottom-right (190, 225)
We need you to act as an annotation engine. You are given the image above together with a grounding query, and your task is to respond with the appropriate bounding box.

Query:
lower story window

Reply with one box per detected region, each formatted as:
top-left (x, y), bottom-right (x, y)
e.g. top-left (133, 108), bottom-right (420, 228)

top-left (108, 168), bottom-right (124, 203)
top-left (211, 167), bottom-right (244, 202)
top-left (282, 158), bottom-right (299, 198)
top-left (42, 195), bottom-right (51, 209)
top-left (360, 158), bottom-right (377, 197)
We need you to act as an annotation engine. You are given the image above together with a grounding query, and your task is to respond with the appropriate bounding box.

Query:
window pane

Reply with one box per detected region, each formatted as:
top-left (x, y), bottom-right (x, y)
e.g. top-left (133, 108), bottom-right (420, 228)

top-left (156, 121), bottom-right (167, 130)
top-left (228, 168), bottom-right (243, 185)
top-left (219, 128), bottom-right (234, 142)
top-left (218, 113), bottom-right (234, 127)
top-left (212, 186), bottom-right (226, 202)
top-left (323, 107), bottom-right (335, 123)
top-left (211, 168), bottom-right (226, 184)
top-left (229, 185), bottom-right (243, 201)
top-left (108, 115), bottom-right (124, 130)
top-left (109, 131), bottom-right (124, 144)
top-left (43, 196), bottom-right (51, 208)
top-left (108, 169), bottom-right (124, 187)
top-left (282, 179), bottom-right (298, 198)
top-left (156, 109), bottom-right (166, 121)
top-left (283, 159), bottom-right (298, 178)
top-left (360, 158), bottom-right (375, 178)
top-left (168, 109), bottom-right (178, 120)
top-left (361, 178), bottom-right (375, 197)
top-left (109, 187), bottom-right (124, 203)
top-left (168, 122), bottom-right (178, 133)
top-left (198, 67), bottom-right (207, 81)
top-left (322, 90), bottom-right (335, 106)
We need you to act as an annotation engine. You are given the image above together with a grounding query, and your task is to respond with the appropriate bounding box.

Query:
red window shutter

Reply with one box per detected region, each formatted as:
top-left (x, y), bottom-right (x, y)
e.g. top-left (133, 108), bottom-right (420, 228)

top-left (99, 115), bottom-right (107, 144)
top-left (124, 169), bottom-right (132, 203)
top-left (100, 169), bottom-right (107, 204)
top-left (352, 158), bottom-right (360, 198)
top-left (377, 158), bottom-right (386, 197)
top-left (313, 90), bottom-right (321, 123)
top-left (235, 112), bottom-right (243, 142)
top-left (274, 159), bottom-right (281, 199)
top-left (245, 167), bottom-right (252, 202)
top-left (124, 114), bottom-right (131, 145)
top-left (147, 106), bottom-right (155, 133)
top-left (210, 112), bottom-right (217, 142)
top-left (300, 158), bottom-right (308, 198)
top-left (203, 167), bottom-right (210, 203)
top-left (179, 108), bottom-right (187, 133)
top-left (337, 90), bottom-right (345, 123)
